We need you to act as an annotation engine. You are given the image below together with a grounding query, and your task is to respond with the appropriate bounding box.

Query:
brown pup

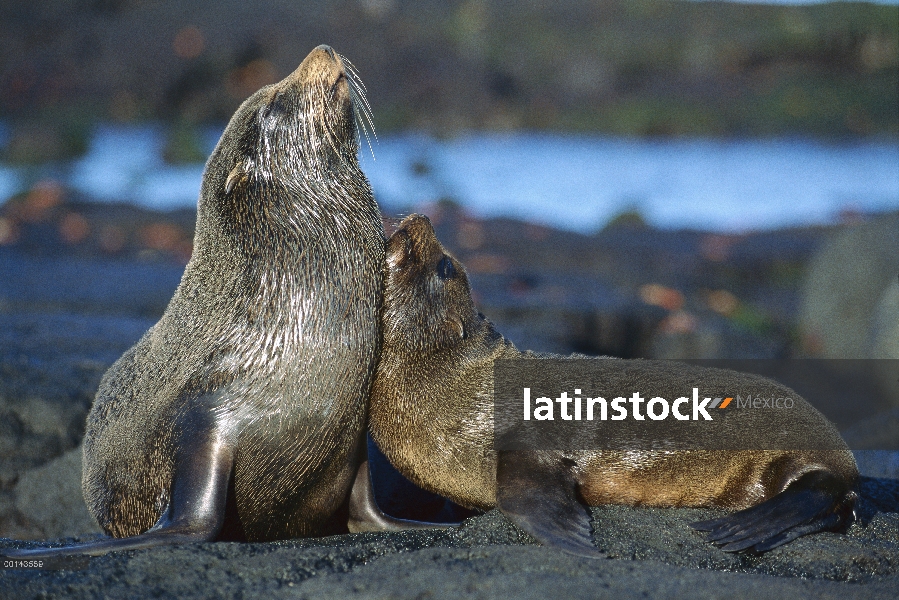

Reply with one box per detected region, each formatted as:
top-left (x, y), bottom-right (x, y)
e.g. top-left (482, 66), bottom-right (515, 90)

top-left (369, 214), bottom-right (859, 557)
top-left (6, 46), bottom-right (392, 558)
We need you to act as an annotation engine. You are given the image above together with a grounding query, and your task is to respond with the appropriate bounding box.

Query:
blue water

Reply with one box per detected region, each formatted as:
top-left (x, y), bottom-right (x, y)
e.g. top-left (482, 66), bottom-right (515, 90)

top-left (362, 133), bottom-right (899, 233)
top-left (1, 125), bottom-right (897, 234)
top-left (694, 0), bottom-right (899, 4)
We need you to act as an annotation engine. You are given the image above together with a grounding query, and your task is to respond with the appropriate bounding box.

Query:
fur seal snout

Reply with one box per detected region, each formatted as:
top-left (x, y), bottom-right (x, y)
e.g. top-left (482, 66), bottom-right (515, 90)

top-left (6, 45), bottom-right (386, 558)
top-left (370, 214), bottom-right (859, 557)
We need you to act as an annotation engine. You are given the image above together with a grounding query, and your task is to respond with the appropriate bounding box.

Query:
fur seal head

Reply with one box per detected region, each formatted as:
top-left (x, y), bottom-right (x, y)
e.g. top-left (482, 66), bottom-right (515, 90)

top-left (197, 45), bottom-right (378, 249)
top-left (224, 45), bottom-right (368, 176)
top-left (384, 214), bottom-right (480, 352)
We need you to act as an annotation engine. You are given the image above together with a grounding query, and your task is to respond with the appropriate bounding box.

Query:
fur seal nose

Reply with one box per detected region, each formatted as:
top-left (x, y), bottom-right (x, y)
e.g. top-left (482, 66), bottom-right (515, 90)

top-left (315, 44), bottom-right (337, 61)
top-left (289, 45), bottom-right (345, 88)
top-left (401, 214), bottom-right (438, 248)
top-left (399, 214), bottom-right (435, 237)
top-left (389, 214), bottom-right (444, 266)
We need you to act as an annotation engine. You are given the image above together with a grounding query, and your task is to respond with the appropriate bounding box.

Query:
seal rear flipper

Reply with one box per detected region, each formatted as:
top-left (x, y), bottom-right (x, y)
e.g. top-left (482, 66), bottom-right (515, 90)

top-left (4, 405), bottom-right (236, 559)
top-left (347, 456), bottom-right (456, 532)
top-left (690, 470), bottom-right (856, 553)
top-left (496, 451), bottom-right (603, 558)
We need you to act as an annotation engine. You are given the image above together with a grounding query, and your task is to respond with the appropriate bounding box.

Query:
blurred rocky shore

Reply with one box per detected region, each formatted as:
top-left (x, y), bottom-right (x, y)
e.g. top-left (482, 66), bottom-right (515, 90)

top-left (2, 181), bottom-right (896, 359)
top-left (0, 189), bottom-right (897, 598)
top-left (2, 0), bottom-right (897, 158)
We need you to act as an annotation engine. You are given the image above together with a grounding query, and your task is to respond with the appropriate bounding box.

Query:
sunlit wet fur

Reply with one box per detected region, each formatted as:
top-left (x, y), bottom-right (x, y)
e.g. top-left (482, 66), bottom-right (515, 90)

top-left (371, 214), bottom-right (858, 552)
top-left (80, 46), bottom-right (385, 542)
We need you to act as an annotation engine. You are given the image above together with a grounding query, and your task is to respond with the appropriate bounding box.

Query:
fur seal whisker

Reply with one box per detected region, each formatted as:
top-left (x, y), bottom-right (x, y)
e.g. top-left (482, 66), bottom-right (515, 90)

top-left (339, 54), bottom-right (377, 160)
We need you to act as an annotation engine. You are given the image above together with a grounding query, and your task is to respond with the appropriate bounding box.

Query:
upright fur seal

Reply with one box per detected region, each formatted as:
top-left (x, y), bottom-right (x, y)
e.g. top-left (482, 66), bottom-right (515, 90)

top-left (7, 46), bottom-right (392, 558)
top-left (369, 214), bottom-right (859, 556)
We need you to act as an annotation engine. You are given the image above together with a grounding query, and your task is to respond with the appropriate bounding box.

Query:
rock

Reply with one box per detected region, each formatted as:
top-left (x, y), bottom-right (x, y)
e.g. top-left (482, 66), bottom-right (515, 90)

top-left (799, 213), bottom-right (899, 360)
top-left (854, 451), bottom-right (899, 480)
top-left (648, 315), bottom-right (784, 359)
top-left (13, 447), bottom-right (101, 540)
top-left (871, 278), bottom-right (899, 359)
top-left (0, 308), bottom-right (153, 539)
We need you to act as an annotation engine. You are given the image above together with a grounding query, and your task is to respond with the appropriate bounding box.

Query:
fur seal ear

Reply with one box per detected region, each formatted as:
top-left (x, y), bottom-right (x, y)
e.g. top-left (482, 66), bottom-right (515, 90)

top-left (496, 450), bottom-right (603, 558)
top-left (386, 229), bottom-right (413, 269)
top-left (434, 313), bottom-right (465, 348)
top-left (225, 164), bottom-right (243, 195)
top-left (225, 160), bottom-right (254, 195)
top-left (454, 317), bottom-right (465, 339)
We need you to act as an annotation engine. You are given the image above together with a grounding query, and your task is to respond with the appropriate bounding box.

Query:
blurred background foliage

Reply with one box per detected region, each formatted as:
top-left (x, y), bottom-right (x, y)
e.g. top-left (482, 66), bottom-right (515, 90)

top-left (0, 0), bottom-right (896, 164)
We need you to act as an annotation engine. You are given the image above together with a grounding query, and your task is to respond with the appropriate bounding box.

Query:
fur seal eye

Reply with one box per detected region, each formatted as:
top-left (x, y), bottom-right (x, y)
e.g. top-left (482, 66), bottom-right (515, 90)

top-left (436, 256), bottom-right (456, 280)
top-left (330, 72), bottom-right (347, 98)
top-left (260, 94), bottom-right (289, 129)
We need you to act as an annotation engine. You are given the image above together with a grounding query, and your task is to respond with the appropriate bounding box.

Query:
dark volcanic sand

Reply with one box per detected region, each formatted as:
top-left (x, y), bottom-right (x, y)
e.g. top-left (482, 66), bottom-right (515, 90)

top-left (2, 490), bottom-right (899, 600)
top-left (1, 204), bottom-right (897, 599)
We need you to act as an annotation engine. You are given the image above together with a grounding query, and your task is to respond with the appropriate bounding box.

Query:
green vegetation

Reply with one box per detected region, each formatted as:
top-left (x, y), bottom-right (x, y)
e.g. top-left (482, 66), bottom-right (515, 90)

top-left (461, 0), bottom-right (898, 137)
top-left (162, 122), bottom-right (206, 165)
top-left (602, 207), bottom-right (650, 230)
top-left (0, 0), bottom-right (895, 141)
top-left (0, 105), bottom-right (93, 164)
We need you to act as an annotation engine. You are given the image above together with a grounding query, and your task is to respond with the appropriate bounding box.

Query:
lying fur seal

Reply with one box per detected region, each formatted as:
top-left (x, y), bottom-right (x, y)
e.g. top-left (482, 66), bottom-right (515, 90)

top-left (369, 214), bottom-right (859, 557)
top-left (7, 45), bottom-right (396, 558)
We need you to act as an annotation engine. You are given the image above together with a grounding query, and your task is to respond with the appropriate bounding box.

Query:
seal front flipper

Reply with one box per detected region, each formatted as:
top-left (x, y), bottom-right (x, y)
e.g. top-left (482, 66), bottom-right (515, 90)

top-left (496, 450), bottom-right (603, 558)
top-left (691, 470), bottom-right (856, 553)
top-left (5, 400), bottom-right (237, 559)
top-left (347, 453), bottom-right (456, 532)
